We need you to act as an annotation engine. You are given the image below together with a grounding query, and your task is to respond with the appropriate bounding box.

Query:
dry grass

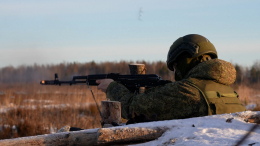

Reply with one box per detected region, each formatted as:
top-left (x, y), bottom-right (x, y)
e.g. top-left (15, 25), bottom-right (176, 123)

top-left (235, 85), bottom-right (260, 106)
top-left (0, 83), bottom-right (106, 140)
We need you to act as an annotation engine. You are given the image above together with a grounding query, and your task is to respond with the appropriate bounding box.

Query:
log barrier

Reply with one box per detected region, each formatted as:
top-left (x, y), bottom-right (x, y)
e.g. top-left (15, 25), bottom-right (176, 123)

top-left (0, 126), bottom-right (168, 146)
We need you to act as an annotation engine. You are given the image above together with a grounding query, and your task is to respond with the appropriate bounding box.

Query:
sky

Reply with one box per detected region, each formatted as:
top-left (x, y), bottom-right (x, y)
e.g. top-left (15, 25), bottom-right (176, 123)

top-left (0, 0), bottom-right (259, 68)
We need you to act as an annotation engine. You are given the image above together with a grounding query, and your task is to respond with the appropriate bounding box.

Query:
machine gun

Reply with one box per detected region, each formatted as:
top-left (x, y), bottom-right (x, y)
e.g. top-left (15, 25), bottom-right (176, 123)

top-left (40, 73), bottom-right (171, 126)
top-left (40, 73), bottom-right (171, 91)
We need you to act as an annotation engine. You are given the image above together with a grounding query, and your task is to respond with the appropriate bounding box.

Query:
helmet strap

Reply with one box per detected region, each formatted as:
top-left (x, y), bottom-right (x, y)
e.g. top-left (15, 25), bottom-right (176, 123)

top-left (174, 65), bottom-right (183, 81)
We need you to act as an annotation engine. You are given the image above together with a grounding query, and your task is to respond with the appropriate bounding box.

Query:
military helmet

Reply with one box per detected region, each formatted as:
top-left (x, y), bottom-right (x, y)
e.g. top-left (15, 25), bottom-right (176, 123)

top-left (166, 34), bottom-right (218, 71)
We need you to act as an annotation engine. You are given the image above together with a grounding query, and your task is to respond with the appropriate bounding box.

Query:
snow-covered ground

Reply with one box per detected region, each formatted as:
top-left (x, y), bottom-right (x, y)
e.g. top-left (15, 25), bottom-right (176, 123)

top-left (246, 104), bottom-right (258, 110)
top-left (117, 111), bottom-right (260, 146)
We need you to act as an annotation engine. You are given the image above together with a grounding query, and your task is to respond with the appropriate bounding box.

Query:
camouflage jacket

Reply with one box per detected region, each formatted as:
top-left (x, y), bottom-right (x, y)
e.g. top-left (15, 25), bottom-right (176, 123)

top-left (106, 59), bottom-right (237, 120)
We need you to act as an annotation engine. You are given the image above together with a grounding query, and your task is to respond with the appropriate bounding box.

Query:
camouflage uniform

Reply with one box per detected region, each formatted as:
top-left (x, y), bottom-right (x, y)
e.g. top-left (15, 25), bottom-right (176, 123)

top-left (106, 59), bottom-right (240, 120)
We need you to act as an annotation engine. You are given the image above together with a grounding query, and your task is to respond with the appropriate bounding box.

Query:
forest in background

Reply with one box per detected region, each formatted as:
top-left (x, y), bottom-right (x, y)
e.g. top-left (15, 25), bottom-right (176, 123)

top-left (0, 60), bottom-right (174, 84)
top-left (0, 60), bottom-right (260, 87)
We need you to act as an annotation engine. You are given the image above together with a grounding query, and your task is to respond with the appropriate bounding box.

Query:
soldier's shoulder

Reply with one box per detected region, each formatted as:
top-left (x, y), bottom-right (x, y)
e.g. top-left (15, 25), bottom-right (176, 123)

top-left (185, 59), bottom-right (236, 85)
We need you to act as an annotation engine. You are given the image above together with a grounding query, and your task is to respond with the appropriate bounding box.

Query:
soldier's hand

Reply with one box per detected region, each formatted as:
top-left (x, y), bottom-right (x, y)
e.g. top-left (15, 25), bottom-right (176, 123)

top-left (96, 79), bottom-right (114, 92)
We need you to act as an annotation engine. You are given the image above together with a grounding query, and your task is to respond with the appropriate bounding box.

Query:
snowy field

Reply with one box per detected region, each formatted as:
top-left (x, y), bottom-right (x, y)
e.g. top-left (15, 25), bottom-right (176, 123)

top-left (117, 111), bottom-right (260, 146)
top-left (0, 86), bottom-right (259, 145)
top-left (0, 101), bottom-right (99, 114)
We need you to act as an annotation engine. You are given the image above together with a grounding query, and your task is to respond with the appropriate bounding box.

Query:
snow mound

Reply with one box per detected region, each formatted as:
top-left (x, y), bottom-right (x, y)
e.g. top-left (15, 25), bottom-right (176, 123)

top-left (119, 111), bottom-right (260, 146)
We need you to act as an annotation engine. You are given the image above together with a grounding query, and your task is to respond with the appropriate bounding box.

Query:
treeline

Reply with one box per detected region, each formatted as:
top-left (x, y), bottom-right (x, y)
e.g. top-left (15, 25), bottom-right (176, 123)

top-left (234, 61), bottom-right (260, 85)
top-left (0, 61), bottom-right (173, 84)
top-left (0, 60), bottom-right (259, 85)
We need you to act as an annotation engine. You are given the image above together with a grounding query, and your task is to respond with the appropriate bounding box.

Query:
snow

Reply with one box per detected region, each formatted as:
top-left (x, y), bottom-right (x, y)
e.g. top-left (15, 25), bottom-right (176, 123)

top-left (246, 104), bottom-right (257, 110)
top-left (114, 111), bottom-right (260, 146)
top-left (0, 91), bottom-right (4, 95)
top-left (23, 99), bottom-right (53, 103)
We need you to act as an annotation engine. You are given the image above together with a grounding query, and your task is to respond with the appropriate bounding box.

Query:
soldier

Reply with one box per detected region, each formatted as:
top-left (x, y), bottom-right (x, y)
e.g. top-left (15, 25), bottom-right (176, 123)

top-left (96, 34), bottom-right (246, 121)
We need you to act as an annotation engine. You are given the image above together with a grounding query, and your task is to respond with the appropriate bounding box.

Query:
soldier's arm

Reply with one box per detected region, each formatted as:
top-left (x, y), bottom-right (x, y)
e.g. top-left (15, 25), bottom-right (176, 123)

top-left (106, 80), bottom-right (208, 120)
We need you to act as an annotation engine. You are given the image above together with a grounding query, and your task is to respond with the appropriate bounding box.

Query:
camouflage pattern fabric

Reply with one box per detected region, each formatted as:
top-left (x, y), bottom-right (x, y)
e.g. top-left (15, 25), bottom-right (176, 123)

top-left (106, 59), bottom-right (236, 120)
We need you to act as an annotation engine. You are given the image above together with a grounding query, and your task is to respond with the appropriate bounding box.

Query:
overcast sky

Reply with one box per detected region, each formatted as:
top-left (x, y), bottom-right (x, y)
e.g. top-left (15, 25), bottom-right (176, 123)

top-left (0, 0), bottom-right (259, 68)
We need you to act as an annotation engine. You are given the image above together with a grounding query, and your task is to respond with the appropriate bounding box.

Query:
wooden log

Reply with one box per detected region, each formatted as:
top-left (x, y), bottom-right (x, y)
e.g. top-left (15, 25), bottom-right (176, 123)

top-left (129, 64), bottom-right (146, 75)
top-left (235, 112), bottom-right (260, 124)
top-left (129, 64), bottom-right (146, 93)
top-left (97, 127), bottom-right (168, 145)
top-left (101, 101), bottom-right (121, 124)
top-left (0, 129), bottom-right (98, 146)
top-left (0, 127), bottom-right (168, 146)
